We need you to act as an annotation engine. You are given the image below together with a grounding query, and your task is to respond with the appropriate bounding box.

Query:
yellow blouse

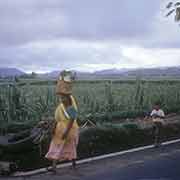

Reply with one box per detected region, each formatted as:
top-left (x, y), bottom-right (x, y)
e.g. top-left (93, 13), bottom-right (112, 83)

top-left (52, 95), bottom-right (79, 145)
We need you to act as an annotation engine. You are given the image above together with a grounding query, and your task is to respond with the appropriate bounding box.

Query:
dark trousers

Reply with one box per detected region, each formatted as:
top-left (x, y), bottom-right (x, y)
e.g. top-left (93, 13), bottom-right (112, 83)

top-left (153, 121), bottom-right (163, 145)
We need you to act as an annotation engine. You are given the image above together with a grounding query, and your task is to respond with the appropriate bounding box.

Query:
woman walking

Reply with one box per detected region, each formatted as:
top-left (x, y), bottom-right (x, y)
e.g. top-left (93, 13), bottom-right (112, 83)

top-left (45, 71), bottom-right (79, 173)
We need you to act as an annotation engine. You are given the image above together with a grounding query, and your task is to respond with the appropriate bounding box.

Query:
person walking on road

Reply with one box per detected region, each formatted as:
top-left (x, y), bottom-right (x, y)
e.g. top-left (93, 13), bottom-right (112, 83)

top-left (45, 71), bottom-right (79, 173)
top-left (150, 102), bottom-right (165, 147)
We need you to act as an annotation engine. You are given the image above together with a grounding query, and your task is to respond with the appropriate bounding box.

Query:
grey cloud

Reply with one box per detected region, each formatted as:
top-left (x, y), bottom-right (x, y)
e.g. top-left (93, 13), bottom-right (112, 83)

top-left (0, 0), bottom-right (179, 72)
top-left (0, 0), bottom-right (161, 46)
top-left (0, 41), bottom-right (127, 71)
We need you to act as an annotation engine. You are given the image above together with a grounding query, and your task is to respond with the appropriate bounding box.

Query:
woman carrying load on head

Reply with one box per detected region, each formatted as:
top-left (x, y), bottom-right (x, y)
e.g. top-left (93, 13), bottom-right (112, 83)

top-left (45, 71), bottom-right (79, 173)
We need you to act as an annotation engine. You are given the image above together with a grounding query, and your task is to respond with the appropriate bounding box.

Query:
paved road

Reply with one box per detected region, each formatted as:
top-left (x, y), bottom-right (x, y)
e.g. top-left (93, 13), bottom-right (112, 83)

top-left (3, 142), bottom-right (180, 180)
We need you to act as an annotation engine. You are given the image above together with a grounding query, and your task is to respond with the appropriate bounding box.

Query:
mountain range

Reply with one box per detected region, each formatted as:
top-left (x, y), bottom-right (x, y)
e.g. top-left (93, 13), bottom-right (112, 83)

top-left (0, 68), bottom-right (25, 77)
top-left (0, 67), bottom-right (180, 79)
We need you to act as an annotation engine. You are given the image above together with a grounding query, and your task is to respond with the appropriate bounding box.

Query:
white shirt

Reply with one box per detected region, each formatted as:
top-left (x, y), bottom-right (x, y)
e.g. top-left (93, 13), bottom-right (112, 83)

top-left (150, 109), bottom-right (165, 123)
top-left (150, 109), bottom-right (165, 118)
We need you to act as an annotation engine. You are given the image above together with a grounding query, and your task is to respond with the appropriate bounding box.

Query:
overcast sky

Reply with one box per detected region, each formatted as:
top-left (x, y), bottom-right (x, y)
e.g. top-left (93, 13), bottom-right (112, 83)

top-left (0, 0), bottom-right (180, 73)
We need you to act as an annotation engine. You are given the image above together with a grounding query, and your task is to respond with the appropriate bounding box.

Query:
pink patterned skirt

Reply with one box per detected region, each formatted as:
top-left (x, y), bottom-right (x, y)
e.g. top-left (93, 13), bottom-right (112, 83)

top-left (45, 132), bottom-right (79, 161)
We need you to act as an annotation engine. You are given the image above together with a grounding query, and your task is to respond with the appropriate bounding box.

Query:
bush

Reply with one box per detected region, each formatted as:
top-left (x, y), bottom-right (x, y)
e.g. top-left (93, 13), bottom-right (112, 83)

top-left (78, 123), bottom-right (151, 158)
top-left (78, 122), bottom-right (180, 159)
top-left (2, 122), bottom-right (180, 171)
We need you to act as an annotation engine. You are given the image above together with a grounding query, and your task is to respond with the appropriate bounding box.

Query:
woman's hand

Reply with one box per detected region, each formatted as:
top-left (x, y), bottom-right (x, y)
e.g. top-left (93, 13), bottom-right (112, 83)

top-left (62, 131), bottom-right (68, 140)
top-left (51, 121), bottom-right (57, 136)
top-left (62, 121), bottom-right (74, 140)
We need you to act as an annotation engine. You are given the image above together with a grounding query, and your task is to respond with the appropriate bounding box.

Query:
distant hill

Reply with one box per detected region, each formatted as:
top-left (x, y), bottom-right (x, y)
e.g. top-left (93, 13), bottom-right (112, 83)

top-left (43, 70), bottom-right (60, 78)
top-left (94, 68), bottom-right (129, 75)
top-left (0, 68), bottom-right (25, 77)
top-left (37, 67), bottom-right (180, 80)
top-left (126, 67), bottom-right (180, 77)
top-left (43, 70), bottom-right (93, 80)
top-left (1, 66), bottom-right (180, 79)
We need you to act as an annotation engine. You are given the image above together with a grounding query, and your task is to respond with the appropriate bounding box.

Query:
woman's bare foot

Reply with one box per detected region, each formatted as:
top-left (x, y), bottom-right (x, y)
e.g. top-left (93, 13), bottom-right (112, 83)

top-left (72, 159), bottom-right (77, 170)
top-left (46, 167), bottom-right (57, 174)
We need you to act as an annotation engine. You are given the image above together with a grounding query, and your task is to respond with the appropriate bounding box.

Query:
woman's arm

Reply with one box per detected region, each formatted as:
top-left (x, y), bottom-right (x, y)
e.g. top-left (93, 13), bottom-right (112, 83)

top-left (62, 121), bottom-right (74, 140)
top-left (62, 106), bottom-right (78, 140)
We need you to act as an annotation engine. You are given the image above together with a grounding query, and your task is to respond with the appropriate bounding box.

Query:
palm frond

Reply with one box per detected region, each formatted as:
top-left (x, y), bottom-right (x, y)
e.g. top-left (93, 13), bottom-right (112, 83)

top-left (166, 2), bottom-right (173, 9)
top-left (166, 9), bottom-right (175, 17)
top-left (175, 2), bottom-right (180, 6)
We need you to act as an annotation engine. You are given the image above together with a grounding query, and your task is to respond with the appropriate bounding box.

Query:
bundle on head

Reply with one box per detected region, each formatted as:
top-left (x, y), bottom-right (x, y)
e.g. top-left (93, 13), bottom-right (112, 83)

top-left (56, 70), bottom-right (75, 95)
